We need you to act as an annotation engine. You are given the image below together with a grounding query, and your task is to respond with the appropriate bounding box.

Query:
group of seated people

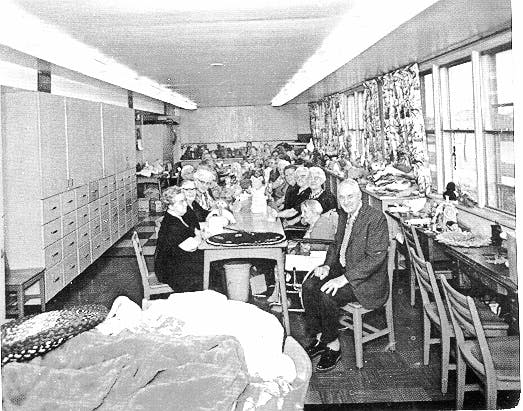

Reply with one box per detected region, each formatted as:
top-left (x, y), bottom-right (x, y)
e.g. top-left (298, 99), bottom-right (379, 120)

top-left (154, 147), bottom-right (390, 373)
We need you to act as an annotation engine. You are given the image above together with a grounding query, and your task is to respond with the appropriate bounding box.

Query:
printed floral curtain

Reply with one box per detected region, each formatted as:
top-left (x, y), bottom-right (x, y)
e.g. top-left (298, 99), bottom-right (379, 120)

top-left (381, 63), bottom-right (431, 193)
top-left (362, 79), bottom-right (382, 167)
top-left (308, 93), bottom-right (348, 156)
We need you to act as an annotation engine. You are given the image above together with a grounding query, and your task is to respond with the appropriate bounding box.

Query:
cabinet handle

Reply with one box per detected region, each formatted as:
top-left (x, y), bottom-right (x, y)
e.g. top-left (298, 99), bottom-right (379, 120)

top-left (69, 241), bottom-right (75, 246)
top-left (68, 221), bottom-right (74, 226)
top-left (52, 251), bottom-right (59, 257)
top-left (69, 264), bottom-right (76, 270)
top-left (84, 253), bottom-right (89, 258)
top-left (67, 199), bottom-right (73, 204)
top-left (51, 230), bottom-right (58, 234)
top-left (51, 206), bottom-right (58, 211)
top-left (54, 275), bottom-right (61, 282)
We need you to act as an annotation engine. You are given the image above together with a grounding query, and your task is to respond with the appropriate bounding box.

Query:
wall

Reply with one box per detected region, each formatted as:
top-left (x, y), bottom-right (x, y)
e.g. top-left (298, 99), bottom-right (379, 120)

top-left (136, 124), bottom-right (174, 165)
top-left (178, 103), bottom-right (310, 144)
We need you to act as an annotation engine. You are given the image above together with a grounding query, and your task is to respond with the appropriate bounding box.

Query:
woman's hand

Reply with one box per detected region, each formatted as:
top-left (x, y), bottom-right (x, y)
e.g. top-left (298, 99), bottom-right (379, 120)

top-left (320, 275), bottom-right (348, 296)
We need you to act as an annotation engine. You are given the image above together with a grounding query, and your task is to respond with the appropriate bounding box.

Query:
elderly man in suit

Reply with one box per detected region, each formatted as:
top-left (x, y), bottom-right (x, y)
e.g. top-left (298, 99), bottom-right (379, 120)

top-left (302, 179), bottom-right (389, 372)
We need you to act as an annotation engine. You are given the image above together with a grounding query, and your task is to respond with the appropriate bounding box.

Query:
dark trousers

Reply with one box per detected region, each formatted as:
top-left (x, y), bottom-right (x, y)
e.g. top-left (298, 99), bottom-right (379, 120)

top-left (302, 261), bottom-right (357, 344)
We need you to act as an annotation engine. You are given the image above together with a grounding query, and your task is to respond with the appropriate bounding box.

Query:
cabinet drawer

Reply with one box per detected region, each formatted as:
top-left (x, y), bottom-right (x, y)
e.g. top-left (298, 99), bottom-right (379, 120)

top-left (99, 195), bottom-right (111, 216)
top-left (78, 243), bottom-right (92, 272)
top-left (63, 253), bottom-right (79, 284)
top-left (110, 207), bottom-right (119, 225)
top-left (76, 185), bottom-right (90, 208)
top-left (62, 231), bottom-right (78, 258)
top-left (90, 217), bottom-right (102, 237)
top-left (117, 188), bottom-right (126, 208)
top-left (91, 234), bottom-right (103, 260)
top-left (77, 223), bottom-right (90, 246)
top-left (45, 241), bottom-right (63, 269)
top-left (45, 264), bottom-right (63, 301)
top-left (108, 175), bottom-right (117, 192)
top-left (100, 211), bottom-right (110, 233)
top-left (62, 210), bottom-right (77, 236)
top-left (99, 178), bottom-right (110, 197)
top-left (77, 205), bottom-right (90, 227)
top-left (43, 218), bottom-right (62, 247)
top-left (61, 190), bottom-right (77, 215)
top-left (116, 173), bottom-right (125, 189)
top-left (89, 180), bottom-right (100, 202)
top-left (110, 222), bottom-right (119, 242)
top-left (109, 190), bottom-right (118, 203)
top-left (100, 230), bottom-right (112, 252)
top-left (42, 195), bottom-right (62, 224)
top-left (89, 200), bottom-right (100, 221)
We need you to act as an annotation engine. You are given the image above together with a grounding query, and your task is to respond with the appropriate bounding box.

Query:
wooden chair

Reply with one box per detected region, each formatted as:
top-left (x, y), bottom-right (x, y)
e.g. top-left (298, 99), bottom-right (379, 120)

top-left (339, 240), bottom-right (396, 368)
top-left (441, 277), bottom-right (519, 409)
top-left (410, 246), bottom-right (509, 393)
top-left (410, 247), bottom-right (455, 393)
top-left (131, 231), bottom-right (173, 307)
top-left (400, 221), bottom-right (423, 307)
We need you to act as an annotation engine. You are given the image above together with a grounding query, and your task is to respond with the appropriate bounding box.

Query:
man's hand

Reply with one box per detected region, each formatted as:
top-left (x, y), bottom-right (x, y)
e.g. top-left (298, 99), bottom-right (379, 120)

top-left (313, 265), bottom-right (330, 280)
top-left (320, 275), bottom-right (349, 296)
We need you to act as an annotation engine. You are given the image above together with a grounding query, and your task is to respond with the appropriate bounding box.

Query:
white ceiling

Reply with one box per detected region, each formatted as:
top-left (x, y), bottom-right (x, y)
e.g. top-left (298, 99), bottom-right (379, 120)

top-left (8, 0), bottom-right (351, 107)
top-left (3, 0), bottom-right (513, 108)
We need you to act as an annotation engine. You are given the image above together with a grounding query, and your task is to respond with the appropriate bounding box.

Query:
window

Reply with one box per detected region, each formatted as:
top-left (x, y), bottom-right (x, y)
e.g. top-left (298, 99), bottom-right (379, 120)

top-left (481, 48), bottom-right (515, 214)
top-left (444, 61), bottom-right (478, 200)
top-left (421, 72), bottom-right (438, 186)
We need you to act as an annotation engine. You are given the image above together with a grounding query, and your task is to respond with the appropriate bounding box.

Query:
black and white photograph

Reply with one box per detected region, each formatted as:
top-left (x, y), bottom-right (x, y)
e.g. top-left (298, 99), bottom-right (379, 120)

top-left (0, 0), bottom-right (520, 409)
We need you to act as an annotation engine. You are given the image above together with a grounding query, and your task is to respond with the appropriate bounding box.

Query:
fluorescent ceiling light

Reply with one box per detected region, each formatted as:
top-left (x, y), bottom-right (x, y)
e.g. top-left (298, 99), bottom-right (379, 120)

top-left (271, 0), bottom-right (439, 106)
top-left (0, 0), bottom-right (197, 109)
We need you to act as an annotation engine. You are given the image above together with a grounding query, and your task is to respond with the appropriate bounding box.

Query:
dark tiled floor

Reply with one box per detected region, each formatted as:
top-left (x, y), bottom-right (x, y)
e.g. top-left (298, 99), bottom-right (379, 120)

top-left (44, 216), bottom-right (520, 409)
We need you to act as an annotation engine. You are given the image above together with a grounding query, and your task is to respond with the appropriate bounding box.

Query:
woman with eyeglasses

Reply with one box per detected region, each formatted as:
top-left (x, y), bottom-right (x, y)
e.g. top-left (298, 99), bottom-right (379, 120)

top-left (307, 167), bottom-right (336, 214)
top-left (277, 166), bottom-right (311, 224)
top-left (193, 167), bottom-right (216, 211)
top-left (154, 186), bottom-right (204, 292)
top-left (181, 179), bottom-right (208, 230)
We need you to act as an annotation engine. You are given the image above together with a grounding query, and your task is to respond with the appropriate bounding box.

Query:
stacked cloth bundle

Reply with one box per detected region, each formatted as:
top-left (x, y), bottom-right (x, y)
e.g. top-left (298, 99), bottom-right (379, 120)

top-left (2, 291), bottom-right (306, 411)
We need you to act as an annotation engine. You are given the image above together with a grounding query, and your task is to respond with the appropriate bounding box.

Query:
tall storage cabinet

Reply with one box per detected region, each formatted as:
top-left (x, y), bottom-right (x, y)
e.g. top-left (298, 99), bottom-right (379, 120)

top-left (2, 87), bottom-right (138, 303)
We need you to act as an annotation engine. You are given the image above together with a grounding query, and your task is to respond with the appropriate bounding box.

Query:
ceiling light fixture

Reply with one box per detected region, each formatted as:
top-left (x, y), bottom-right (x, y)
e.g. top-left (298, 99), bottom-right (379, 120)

top-left (210, 63), bottom-right (224, 67)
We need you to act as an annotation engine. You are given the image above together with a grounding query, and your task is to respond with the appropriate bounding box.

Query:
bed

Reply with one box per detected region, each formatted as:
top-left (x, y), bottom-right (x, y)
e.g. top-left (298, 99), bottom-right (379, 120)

top-left (2, 292), bottom-right (311, 410)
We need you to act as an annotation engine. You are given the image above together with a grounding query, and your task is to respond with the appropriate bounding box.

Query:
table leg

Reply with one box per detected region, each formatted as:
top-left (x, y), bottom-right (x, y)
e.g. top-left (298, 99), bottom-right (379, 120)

top-left (203, 253), bottom-right (211, 290)
top-left (17, 285), bottom-right (24, 319)
top-left (39, 276), bottom-right (46, 313)
top-left (275, 252), bottom-right (290, 335)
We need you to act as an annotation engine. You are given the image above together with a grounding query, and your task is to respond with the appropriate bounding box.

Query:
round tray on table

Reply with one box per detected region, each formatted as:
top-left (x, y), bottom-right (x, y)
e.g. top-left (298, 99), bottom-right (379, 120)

top-left (206, 231), bottom-right (285, 247)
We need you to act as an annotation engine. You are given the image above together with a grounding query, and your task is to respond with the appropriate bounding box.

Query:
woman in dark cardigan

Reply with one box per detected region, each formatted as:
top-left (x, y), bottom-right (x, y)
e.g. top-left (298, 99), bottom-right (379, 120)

top-left (181, 179), bottom-right (209, 229)
top-left (154, 186), bottom-right (204, 292)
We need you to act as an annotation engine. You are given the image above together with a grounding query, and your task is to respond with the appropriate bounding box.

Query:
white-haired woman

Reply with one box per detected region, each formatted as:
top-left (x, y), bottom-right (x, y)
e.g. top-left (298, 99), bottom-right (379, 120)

top-left (307, 167), bottom-right (337, 214)
top-left (276, 166), bottom-right (311, 223)
top-left (154, 186), bottom-right (204, 292)
top-left (193, 167), bottom-right (216, 211)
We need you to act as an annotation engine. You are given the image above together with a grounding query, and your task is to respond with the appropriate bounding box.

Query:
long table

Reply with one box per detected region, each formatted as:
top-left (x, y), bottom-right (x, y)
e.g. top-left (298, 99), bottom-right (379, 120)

top-left (199, 210), bottom-right (290, 334)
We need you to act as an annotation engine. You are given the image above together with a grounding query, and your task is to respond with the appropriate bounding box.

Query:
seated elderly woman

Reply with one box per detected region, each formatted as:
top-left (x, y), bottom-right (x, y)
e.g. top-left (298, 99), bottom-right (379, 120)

top-left (276, 166), bottom-right (311, 223)
top-left (180, 179), bottom-right (208, 229)
top-left (288, 200), bottom-right (338, 255)
top-left (193, 167), bottom-right (217, 211)
top-left (154, 186), bottom-right (205, 292)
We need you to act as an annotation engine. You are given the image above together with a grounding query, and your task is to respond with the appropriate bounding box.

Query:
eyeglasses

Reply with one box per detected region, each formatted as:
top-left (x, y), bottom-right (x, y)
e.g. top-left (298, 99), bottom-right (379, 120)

top-left (183, 187), bottom-right (196, 191)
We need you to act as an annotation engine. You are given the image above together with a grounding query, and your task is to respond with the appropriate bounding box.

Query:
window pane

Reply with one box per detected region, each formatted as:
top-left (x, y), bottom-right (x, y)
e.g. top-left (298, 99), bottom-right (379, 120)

top-left (426, 133), bottom-right (438, 188)
top-left (482, 49), bottom-right (513, 131)
top-left (485, 131), bottom-right (515, 214)
top-left (357, 91), bottom-right (364, 130)
top-left (445, 131), bottom-right (477, 200)
top-left (422, 73), bottom-right (435, 130)
top-left (448, 62), bottom-right (474, 130)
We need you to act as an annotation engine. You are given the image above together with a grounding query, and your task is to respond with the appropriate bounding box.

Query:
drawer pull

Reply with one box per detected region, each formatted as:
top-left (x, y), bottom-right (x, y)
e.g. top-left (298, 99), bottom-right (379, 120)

top-left (82, 232), bottom-right (88, 238)
top-left (68, 221), bottom-right (74, 226)
top-left (69, 264), bottom-right (76, 270)
top-left (54, 276), bottom-right (61, 282)
top-left (67, 199), bottom-right (73, 204)
top-left (52, 251), bottom-right (59, 257)
top-left (95, 225), bottom-right (100, 230)
top-left (69, 241), bottom-right (75, 246)
top-left (82, 194), bottom-right (87, 198)
top-left (95, 245), bottom-right (101, 250)
top-left (84, 253), bottom-right (89, 258)
top-left (51, 206), bottom-right (58, 210)
top-left (51, 229), bottom-right (58, 234)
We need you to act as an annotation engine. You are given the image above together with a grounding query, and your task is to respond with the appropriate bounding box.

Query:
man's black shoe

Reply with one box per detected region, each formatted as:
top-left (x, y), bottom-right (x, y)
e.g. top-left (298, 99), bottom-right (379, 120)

top-left (305, 339), bottom-right (327, 359)
top-left (315, 348), bottom-right (341, 372)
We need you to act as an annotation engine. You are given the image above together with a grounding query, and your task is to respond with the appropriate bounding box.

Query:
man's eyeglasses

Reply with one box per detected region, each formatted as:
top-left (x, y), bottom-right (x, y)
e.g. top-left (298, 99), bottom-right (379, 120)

top-left (183, 187), bottom-right (196, 191)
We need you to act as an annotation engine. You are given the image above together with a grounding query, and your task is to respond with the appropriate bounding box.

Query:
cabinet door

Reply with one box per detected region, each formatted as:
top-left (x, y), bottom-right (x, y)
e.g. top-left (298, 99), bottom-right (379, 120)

top-left (114, 106), bottom-right (136, 173)
top-left (102, 104), bottom-right (118, 177)
top-left (39, 93), bottom-right (68, 198)
top-left (66, 98), bottom-right (103, 187)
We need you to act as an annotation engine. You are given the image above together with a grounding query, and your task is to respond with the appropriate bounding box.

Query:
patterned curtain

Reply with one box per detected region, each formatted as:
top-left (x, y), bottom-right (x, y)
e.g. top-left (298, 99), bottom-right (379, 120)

top-left (381, 63), bottom-right (431, 193)
top-left (363, 79), bottom-right (382, 167)
top-left (309, 93), bottom-right (348, 155)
